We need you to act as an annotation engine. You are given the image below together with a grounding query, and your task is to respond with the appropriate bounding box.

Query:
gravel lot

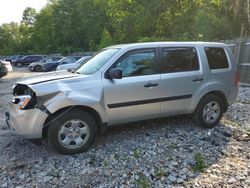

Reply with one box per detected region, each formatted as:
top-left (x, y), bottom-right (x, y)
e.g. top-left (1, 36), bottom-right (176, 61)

top-left (0, 68), bottom-right (249, 187)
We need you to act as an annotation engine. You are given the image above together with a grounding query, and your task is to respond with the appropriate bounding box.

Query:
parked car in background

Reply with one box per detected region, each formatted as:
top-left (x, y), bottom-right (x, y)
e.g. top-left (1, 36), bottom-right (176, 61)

top-left (0, 61), bottom-right (8, 78)
top-left (4, 56), bottom-right (13, 62)
top-left (10, 55), bottom-right (25, 64)
top-left (28, 56), bottom-right (63, 72)
top-left (42, 56), bottom-right (82, 72)
top-left (5, 55), bottom-right (25, 63)
top-left (56, 56), bottom-right (91, 71)
top-left (6, 42), bottom-right (238, 154)
top-left (14, 55), bottom-right (47, 67)
top-left (0, 60), bottom-right (13, 72)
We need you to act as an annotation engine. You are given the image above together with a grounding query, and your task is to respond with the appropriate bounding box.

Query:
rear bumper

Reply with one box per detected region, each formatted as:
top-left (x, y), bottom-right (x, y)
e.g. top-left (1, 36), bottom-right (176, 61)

top-left (228, 87), bottom-right (239, 105)
top-left (6, 103), bottom-right (48, 139)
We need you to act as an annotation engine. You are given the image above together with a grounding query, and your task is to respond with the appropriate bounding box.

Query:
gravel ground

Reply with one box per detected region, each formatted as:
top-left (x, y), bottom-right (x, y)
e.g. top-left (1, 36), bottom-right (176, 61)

top-left (0, 68), bottom-right (249, 187)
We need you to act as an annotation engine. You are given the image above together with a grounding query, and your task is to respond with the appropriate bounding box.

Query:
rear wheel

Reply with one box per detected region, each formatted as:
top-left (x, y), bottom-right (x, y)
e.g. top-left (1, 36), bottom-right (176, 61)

top-left (48, 109), bottom-right (98, 154)
top-left (193, 94), bottom-right (224, 128)
top-left (34, 65), bottom-right (43, 72)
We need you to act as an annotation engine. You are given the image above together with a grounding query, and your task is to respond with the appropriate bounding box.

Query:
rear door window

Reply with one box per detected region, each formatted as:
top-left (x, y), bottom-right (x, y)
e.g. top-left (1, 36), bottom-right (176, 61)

top-left (160, 47), bottom-right (199, 73)
top-left (205, 47), bottom-right (229, 69)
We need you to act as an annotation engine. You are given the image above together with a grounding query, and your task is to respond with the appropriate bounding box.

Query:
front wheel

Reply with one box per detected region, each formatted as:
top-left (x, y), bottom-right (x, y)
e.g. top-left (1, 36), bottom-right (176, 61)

top-left (48, 109), bottom-right (98, 154)
top-left (193, 94), bottom-right (224, 128)
top-left (34, 65), bottom-right (43, 72)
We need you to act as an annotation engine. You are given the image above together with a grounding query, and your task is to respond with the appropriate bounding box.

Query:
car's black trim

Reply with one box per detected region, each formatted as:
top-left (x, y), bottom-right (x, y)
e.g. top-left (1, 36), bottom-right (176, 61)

top-left (107, 94), bottom-right (192, 108)
top-left (37, 105), bottom-right (52, 115)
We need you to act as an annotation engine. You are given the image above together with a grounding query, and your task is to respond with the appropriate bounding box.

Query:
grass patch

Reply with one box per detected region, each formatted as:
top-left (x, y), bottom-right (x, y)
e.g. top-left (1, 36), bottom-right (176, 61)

top-left (155, 168), bottom-right (166, 178)
top-left (192, 153), bottom-right (207, 172)
top-left (102, 158), bottom-right (108, 167)
top-left (136, 174), bottom-right (151, 188)
top-left (113, 153), bottom-right (119, 160)
top-left (133, 149), bottom-right (140, 159)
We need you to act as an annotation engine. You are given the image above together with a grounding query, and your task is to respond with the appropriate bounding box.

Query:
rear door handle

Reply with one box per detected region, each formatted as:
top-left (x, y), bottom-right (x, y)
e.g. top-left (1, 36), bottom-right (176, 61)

top-left (192, 77), bottom-right (204, 82)
top-left (144, 82), bottom-right (159, 88)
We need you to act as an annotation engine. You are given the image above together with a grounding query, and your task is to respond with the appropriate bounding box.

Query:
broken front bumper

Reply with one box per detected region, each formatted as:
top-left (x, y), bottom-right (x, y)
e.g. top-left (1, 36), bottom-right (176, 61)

top-left (5, 103), bottom-right (48, 139)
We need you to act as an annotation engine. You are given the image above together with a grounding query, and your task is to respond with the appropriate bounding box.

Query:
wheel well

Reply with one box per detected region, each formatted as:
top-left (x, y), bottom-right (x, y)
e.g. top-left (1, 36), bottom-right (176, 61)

top-left (201, 91), bottom-right (228, 112)
top-left (42, 106), bottom-right (103, 139)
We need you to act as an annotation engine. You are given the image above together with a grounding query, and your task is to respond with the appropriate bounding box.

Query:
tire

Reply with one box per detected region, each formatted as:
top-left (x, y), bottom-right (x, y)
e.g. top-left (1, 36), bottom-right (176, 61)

top-left (193, 94), bottom-right (224, 128)
top-left (34, 65), bottom-right (43, 72)
top-left (48, 109), bottom-right (98, 155)
top-left (16, 62), bottom-right (22, 67)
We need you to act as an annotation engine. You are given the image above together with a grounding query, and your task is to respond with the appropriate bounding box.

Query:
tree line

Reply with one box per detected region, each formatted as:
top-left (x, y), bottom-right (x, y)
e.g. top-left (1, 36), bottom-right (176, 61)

top-left (0, 0), bottom-right (249, 55)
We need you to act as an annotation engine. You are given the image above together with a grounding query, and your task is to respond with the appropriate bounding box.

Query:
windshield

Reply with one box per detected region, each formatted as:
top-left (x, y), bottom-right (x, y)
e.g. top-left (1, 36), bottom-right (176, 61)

top-left (77, 48), bottom-right (120, 75)
top-left (76, 56), bottom-right (91, 64)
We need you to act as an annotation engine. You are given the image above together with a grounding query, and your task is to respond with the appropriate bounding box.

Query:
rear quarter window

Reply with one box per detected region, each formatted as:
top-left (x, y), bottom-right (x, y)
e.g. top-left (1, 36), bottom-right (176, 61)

top-left (205, 47), bottom-right (229, 69)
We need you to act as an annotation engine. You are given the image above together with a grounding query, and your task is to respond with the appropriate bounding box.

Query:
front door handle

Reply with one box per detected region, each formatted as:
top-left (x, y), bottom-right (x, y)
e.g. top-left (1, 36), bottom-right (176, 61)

top-left (192, 77), bottom-right (204, 82)
top-left (144, 82), bottom-right (159, 88)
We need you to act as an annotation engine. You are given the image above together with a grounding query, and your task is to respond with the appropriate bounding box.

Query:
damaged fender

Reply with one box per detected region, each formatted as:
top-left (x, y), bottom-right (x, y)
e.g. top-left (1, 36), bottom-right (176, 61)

top-left (29, 74), bottom-right (108, 124)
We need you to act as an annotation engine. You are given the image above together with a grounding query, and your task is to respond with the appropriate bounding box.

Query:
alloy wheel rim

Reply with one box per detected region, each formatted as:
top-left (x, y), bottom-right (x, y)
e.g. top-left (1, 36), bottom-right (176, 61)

top-left (202, 101), bottom-right (220, 124)
top-left (58, 119), bottom-right (90, 149)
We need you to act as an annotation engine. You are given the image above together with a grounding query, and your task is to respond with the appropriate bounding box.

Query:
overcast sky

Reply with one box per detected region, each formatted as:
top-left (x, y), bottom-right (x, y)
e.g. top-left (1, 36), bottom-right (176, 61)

top-left (0, 0), bottom-right (47, 25)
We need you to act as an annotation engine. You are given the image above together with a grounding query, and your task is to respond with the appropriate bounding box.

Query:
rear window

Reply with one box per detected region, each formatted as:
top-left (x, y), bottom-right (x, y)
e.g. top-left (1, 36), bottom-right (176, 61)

top-left (205, 47), bottom-right (229, 69)
top-left (160, 47), bottom-right (199, 73)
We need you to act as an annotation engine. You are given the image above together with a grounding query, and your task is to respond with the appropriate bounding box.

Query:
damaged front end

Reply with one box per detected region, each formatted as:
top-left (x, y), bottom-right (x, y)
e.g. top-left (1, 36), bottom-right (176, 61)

top-left (6, 84), bottom-right (49, 139)
top-left (12, 84), bottom-right (38, 110)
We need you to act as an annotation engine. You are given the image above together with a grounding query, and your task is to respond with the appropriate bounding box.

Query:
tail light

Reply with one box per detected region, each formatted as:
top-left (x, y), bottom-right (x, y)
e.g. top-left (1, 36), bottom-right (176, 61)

top-left (235, 70), bottom-right (240, 88)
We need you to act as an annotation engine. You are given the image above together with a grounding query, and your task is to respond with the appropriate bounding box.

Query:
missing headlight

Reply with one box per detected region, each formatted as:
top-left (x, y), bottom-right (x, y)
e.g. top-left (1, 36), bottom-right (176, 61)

top-left (12, 84), bottom-right (37, 110)
top-left (13, 84), bottom-right (34, 96)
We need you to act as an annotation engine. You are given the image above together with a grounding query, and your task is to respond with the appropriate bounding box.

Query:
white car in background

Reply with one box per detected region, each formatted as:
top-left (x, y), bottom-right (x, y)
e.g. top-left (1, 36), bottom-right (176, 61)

top-left (0, 60), bottom-right (13, 72)
top-left (56, 56), bottom-right (92, 71)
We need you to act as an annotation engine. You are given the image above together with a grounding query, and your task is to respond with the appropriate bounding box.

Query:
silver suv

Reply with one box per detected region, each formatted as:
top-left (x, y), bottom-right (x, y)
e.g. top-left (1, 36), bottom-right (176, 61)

top-left (6, 42), bottom-right (239, 154)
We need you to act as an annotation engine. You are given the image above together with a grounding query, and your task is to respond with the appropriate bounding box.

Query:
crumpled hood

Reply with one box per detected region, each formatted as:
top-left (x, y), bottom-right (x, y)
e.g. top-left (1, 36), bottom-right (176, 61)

top-left (17, 71), bottom-right (79, 85)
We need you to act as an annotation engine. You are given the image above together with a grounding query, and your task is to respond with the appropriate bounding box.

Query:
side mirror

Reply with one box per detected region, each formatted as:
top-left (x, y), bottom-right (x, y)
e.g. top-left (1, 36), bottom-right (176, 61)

top-left (108, 68), bottom-right (122, 79)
